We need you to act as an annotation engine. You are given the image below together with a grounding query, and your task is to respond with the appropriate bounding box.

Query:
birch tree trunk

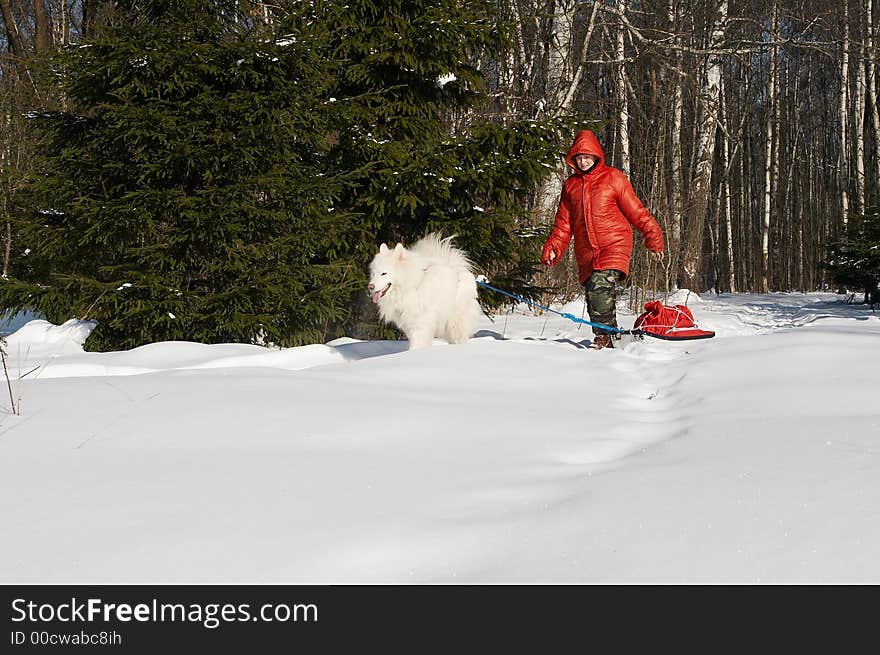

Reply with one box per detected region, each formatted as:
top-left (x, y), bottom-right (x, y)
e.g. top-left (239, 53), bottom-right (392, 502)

top-left (533, 0), bottom-right (579, 224)
top-left (666, 0), bottom-right (684, 290)
top-left (868, 0), bottom-right (880, 194)
top-left (720, 79), bottom-right (736, 293)
top-left (854, 31), bottom-right (867, 217)
top-left (761, 0), bottom-right (780, 293)
top-left (544, 0), bottom-right (575, 115)
top-left (680, 0), bottom-right (727, 291)
top-left (560, 0), bottom-right (600, 110)
top-left (740, 125), bottom-right (752, 289)
top-left (1, 123), bottom-right (8, 277)
top-left (615, 0), bottom-right (630, 175)
top-left (840, 0), bottom-right (851, 230)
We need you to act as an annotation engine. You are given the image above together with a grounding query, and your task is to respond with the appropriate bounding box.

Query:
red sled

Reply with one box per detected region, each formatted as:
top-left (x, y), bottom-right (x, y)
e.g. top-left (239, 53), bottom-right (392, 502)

top-left (633, 301), bottom-right (715, 340)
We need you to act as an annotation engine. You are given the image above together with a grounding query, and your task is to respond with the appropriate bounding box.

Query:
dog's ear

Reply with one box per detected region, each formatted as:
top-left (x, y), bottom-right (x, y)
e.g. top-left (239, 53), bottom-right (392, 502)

top-left (394, 242), bottom-right (406, 259)
top-left (379, 243), bottom-right (388, 253)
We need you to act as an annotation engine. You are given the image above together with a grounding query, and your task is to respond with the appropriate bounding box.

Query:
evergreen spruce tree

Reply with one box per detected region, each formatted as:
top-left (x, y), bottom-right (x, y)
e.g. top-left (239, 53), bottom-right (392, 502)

top-left (822, 208), bottom-right (880, 307)
top-left (284, 0), bottom-right (583, 335)
top-left (2, 0), bottom-right (371, 350)
top-left (4, 0), bottom-right (583, 350)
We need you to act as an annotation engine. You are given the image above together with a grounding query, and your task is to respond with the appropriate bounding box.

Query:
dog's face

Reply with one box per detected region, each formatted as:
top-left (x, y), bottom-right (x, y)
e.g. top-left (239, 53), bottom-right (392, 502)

top-left (368, 242), bottom-right (406, 304)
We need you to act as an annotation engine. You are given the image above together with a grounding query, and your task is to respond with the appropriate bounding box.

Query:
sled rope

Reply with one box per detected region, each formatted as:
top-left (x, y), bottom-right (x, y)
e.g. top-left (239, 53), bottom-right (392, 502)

top-left (641, 305), bottom-right (693, 331)
top-left (476, 280), bottom-right (715, 341)
top-left (476, 280), bottom-right (624, 334)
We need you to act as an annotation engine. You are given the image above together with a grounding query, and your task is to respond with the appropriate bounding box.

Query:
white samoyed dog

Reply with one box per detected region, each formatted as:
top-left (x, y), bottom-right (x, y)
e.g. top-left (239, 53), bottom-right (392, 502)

top-left (368, 234), bottom-right (482, 349)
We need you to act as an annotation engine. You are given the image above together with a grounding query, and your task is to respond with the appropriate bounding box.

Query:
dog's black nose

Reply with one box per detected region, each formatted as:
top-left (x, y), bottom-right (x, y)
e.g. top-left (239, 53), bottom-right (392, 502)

top-left (368, 283), bottom-right (374, 291)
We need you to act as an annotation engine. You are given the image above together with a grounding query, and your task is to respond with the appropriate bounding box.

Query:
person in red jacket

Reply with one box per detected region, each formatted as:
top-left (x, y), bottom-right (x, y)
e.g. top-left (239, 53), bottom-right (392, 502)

top-left (541, 130), bottom-right (665, 349)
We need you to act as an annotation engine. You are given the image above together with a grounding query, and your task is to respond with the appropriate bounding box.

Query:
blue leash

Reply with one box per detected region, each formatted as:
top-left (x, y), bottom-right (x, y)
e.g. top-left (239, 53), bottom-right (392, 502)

top-left (476, 279), bottom-right (626, 334)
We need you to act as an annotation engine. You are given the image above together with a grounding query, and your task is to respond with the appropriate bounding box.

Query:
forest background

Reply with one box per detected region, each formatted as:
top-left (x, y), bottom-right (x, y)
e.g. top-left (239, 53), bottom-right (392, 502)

top-left (1, 0), bottom-right (878, 350)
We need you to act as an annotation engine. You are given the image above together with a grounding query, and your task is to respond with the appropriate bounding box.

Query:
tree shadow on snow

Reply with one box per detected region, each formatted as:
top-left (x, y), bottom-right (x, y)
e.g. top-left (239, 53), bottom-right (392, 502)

top-left (474, 330), bottom-right (591, 349)
top-left (333, 340), bottom-right (409, 362)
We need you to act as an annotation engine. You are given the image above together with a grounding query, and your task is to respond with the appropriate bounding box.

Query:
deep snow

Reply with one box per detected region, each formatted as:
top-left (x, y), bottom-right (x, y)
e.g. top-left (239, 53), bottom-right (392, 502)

top-left (0, 291), bottom-right (878, 583)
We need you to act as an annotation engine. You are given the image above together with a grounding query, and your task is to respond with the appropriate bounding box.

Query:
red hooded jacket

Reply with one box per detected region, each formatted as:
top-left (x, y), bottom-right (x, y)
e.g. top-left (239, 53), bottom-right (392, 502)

top-left (542, 130), bottom-right (664, 282)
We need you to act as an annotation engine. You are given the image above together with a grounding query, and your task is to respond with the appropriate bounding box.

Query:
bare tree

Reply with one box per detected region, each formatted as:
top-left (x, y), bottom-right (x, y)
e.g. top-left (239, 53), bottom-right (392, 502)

top-left (665, 0), bottom-right (685, 291)
top-left (761, 0), bottom-right (780, 292)
top-left (840, 0), bottom-right (851, 229)
top-left (0, 0), bottom-right (25, 57)
top-left (855, 2), bottom-right (868, 217)
top-left (869, 0), bottom-right (880, 195)
top-left (2, 0), bottom-right (878, 301)
top-left (33, 0), bottom-right (51, 51)
top-left (719, 75), bottom-right (736, 293)
top-left (681, 0), bottom-right (728, 291)
top-left (532, 0), bottom-right (580, 227)
top-left (614, 0), bottom-right (630, 175)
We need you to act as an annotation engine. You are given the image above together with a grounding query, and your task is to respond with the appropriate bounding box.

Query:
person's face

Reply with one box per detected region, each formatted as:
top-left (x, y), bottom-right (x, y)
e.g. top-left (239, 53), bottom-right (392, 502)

top-left (575, 154), bottom-right (597, 171)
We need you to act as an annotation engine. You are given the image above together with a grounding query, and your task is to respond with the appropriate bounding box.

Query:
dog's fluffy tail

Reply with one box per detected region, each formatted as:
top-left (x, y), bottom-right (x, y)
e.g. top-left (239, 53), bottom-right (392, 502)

top-left (410, 233), bottom-right (474, 272)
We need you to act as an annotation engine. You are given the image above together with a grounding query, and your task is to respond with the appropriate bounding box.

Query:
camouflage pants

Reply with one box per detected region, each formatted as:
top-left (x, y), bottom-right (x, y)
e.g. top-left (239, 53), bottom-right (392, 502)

top-left (584, 269), bottom-right (623, 335)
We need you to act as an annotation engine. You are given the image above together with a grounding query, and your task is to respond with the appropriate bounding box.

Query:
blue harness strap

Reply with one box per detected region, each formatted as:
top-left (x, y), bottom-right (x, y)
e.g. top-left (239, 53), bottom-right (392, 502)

top-left (476, 280), bottom-right (624, 334)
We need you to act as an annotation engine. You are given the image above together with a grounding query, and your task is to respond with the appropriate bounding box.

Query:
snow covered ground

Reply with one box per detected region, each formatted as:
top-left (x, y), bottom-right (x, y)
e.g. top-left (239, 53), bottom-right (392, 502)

top-left (1, 291), bottom-right (878, 584)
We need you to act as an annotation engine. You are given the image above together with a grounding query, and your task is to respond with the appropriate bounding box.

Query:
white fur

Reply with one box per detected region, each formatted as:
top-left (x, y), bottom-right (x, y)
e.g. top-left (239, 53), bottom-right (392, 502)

top-left (368, 234), bottom-right (481, 349)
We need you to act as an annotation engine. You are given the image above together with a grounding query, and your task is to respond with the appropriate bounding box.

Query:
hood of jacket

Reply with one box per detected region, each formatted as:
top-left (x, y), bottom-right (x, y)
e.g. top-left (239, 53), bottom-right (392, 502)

top-left (565, 130), bottom-right (606, 174)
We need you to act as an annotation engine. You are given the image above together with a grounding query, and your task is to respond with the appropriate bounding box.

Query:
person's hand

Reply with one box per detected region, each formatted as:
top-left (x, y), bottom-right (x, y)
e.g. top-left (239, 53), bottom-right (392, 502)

top-left (651, 250), bottom-right (664, 264)
top-left (541, 243), bottom-right (559, 266)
